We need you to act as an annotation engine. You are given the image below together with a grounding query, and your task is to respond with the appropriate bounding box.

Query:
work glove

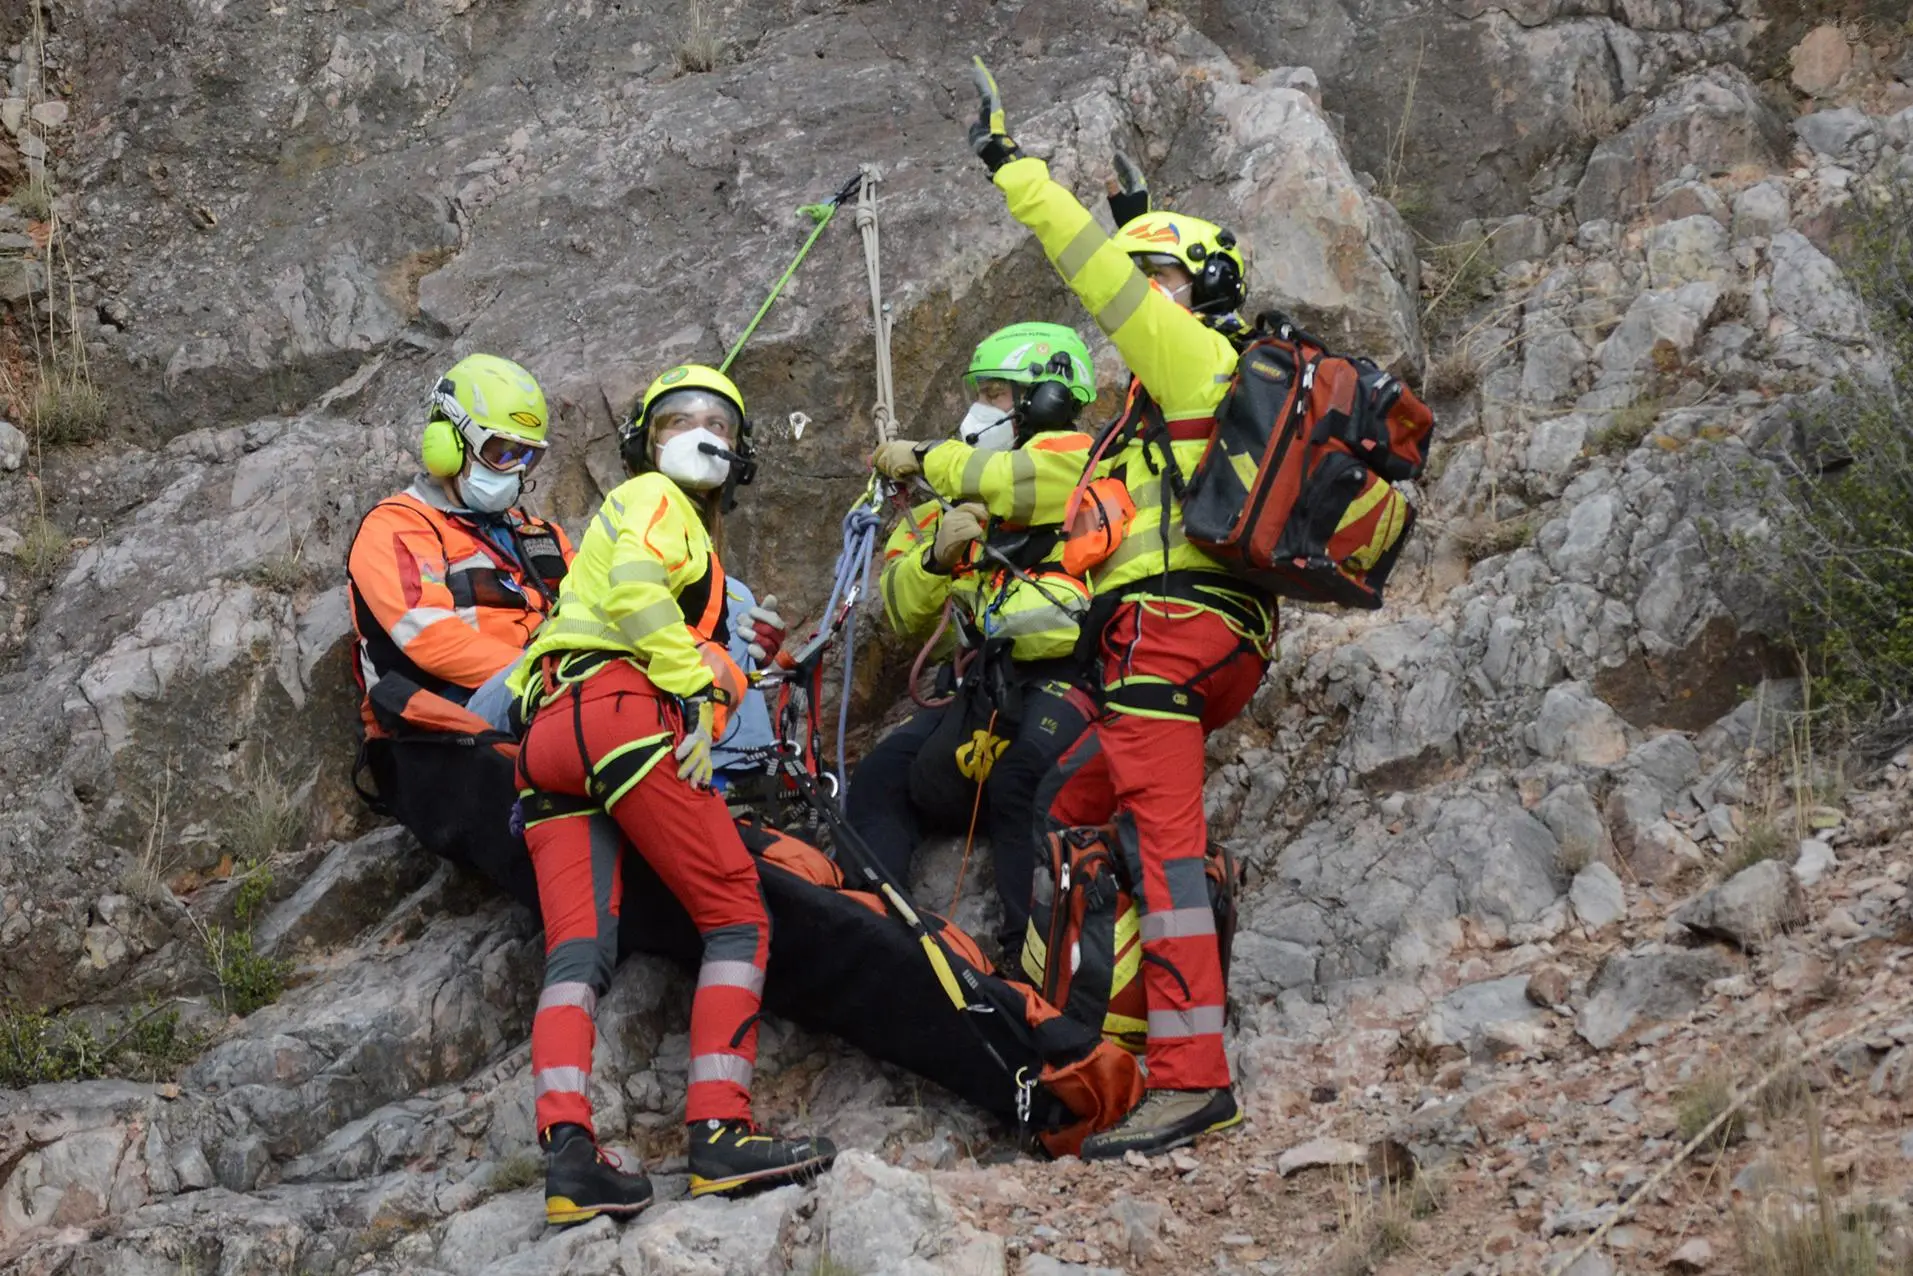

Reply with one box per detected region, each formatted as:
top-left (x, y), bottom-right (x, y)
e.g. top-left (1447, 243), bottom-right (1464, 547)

top-left (744, 594), bottom-right (787, 666)
top-left (872, 438), bottom-right (927, 480)
top-left (968, 57), bottom-right (1022, 174)
top-left (1106, 150), bottom-right (1150, 227)
top-left (929, 503), bottom-right (988, 572)
top-left (675, 693), bottom-right (718, 788)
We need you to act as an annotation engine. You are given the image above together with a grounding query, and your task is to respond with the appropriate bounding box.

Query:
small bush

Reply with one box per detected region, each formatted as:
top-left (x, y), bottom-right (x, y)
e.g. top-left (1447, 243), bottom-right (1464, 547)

top-left (1589, 398), bottom-right (1661, 456)
top-left (1422, 344), bottom-right (1481, 400)
top-left (16, 515), bottom-right (69, 581)
top-left (1676, 1067), bottom-right (1747, 1150)
top-left (486, 1151), bottom-right (544, 1193)
top-left (224, 766), bottom-right (306, 868)
top-left (674, 3), bottom-right (724, 74)
top-left (232, 860), bottom-right (274, 926)
top-left (11, 177), bottom-right (53, 221)
top-left (1456, 515), bottom-right (1534, 562)
top-left (1722, 819), bottom-right (1791, 876)
top-left (1422, 236), bottom-right (1495, 333)
top-left (1329, 1171), bottom-right (1421, 1276)
top-left (205, 926), bottom-right (293, 1016)
top-left (0, 1004), bottom-right (103, 1087)
top-left (30, 368), bottom-right (109, 446)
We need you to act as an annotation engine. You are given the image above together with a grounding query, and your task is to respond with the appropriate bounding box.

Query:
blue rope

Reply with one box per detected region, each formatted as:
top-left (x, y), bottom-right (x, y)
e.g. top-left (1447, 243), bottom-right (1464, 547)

top-left (823, 497), bottom-right (884, 790)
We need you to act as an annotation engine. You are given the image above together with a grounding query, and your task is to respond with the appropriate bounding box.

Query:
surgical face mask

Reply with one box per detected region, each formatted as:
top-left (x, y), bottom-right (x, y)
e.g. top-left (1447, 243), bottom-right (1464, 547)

top-left (656, 426), bottom-right (733, 491)
top-left (958, 401), bottom-right (1014, 453)
top-left (458, 463), bottom-right (522, 513)
top-left (1149, 276), bottom-right (1194, 311)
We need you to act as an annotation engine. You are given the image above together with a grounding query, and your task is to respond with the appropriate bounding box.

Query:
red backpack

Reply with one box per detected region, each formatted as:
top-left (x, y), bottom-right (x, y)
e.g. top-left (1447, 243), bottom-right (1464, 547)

top-left (1171, 312), bottom-right (1434, 610)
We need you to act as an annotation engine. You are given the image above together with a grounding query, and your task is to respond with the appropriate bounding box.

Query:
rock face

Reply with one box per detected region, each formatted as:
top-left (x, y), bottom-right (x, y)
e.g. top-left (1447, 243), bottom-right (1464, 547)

top-left (4, 0), bottom-right (1910, 1268)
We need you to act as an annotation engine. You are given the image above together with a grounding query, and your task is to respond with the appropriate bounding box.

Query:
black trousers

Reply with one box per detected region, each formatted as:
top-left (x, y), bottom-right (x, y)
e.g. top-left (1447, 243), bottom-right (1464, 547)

top-left (845, 677), bottom-right (1093, 949)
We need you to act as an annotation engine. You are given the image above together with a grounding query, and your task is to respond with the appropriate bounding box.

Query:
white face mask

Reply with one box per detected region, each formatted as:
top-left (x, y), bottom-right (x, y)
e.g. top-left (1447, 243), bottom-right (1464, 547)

top-left (458, 464), bottom-right (522, 513)
top-left (958, 402), bottom-right (1014, 453)
top-left (1150, 276), bottom-right (1194, 311)
top-left (656, 427), bottom-right (733, 491)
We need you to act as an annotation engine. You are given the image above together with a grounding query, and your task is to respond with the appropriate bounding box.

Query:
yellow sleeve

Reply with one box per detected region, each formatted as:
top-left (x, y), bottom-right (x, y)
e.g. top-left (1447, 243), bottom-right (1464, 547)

top-left (601, 481), bottom-right (712, 698)
top-left (993, 157), bottom-right (1237, 420)
top-left (920, 430), bottom-right (1096, 526)
top-left (880, 502), bottom-right (951, 641)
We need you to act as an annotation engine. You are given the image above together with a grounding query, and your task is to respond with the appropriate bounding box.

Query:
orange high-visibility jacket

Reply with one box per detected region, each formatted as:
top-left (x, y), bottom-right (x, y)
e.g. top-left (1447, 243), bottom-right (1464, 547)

top-left (347, 479), bottom-right (574, 734)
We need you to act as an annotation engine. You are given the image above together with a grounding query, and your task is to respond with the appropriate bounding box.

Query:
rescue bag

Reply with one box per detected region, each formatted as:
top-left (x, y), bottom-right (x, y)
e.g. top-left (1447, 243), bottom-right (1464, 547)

top-left (1020, 819), bottom-right (1240, 1055)
top-left (1172, 312), bottom-right (1434, 610)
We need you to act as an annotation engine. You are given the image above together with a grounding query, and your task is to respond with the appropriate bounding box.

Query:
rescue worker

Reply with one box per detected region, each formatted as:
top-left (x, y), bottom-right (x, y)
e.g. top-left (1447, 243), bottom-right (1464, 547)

top-left (849, 323), bottom-right (1099, 964)
top-left (508, 364), bottom-right (835, 1224)
top-left (873, 63), bottom-right (1276, 1159)
top-left (347, 353), bottom-right (572, 893)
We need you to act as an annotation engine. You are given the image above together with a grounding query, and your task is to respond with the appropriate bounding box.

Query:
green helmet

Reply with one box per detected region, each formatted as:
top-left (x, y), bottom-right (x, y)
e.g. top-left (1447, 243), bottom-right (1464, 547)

top-left (963, 323), bottom-right (1096, 406)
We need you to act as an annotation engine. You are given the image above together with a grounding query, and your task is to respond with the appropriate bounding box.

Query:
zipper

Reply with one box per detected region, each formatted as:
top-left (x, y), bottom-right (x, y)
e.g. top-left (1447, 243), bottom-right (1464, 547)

top-left (1235, 349), bottom-right (1318, 540)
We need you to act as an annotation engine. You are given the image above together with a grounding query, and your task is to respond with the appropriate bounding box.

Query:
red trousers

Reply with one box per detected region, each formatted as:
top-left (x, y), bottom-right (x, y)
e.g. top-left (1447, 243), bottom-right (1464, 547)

top-left (517, 660), bottom-right (769, 1134)
top-left (1048, 602), bottom-right (1266, 1091)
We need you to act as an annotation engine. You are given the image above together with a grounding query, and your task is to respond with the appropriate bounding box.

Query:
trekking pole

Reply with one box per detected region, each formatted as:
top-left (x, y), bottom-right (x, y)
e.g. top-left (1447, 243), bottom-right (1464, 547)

top-left (718, 170), bottom-right (864, 374)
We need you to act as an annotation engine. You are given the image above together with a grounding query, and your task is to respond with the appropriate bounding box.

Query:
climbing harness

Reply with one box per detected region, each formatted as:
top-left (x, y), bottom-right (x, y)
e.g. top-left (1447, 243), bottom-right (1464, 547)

top-left (719, 171), bottom-right (864, 374)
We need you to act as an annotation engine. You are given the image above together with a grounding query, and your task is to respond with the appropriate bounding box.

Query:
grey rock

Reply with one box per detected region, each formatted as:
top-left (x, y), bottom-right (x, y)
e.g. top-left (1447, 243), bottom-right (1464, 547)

top-left (1623, 734), bottom-right (1702, 797)
top-left (1794, 107), bottom-right (1875, 159)
top-left (809, 1150), bottom-right (1007, 1275)
top-left (1539, 783), bottom-right (1614, 867)
top-left (1415, 975), bottom-right (1548, 1055)
top-left (622, 1188), bottom-right (797, 1275)
top-left (1485, 214), bottom-right (1552, 267)
top-left (435, 1190), bottom-right (546, 1270)
top-left (1576, 68), bottom-right (1786, 225)
top-left (1529, 682), bottom-right (1629, 767)
top-left (1768, 229), bottom-right (1866, 341)
top-left (1646, 215), bottom-right (1732, 287)
top-left (1599, 282), bottom-right (1723, 375)
top-left (1604, 780), bottom-right (1696, 884)
top-left (1649, 182), bottom-right (1729, 226)
top-left (1794, 838), bottom-right (1836, 887)
top-left (1523, 413), bottom-right (1593, 487)
top-left (255, 827), bottom-right (436, 956)
top-left (1576, 947), bottom-right (1736, 1048)
top-left (213, 1134), bottom-right (270, 1193)
top-left (1672, 860), bottom-right (1807, 950)
top-left (1570, 862), bottom-right (1627, 930)
top-left (1552, 1251), bottom-right (1618, 1276)
top-left (0, 417), bottom-right (25, 471)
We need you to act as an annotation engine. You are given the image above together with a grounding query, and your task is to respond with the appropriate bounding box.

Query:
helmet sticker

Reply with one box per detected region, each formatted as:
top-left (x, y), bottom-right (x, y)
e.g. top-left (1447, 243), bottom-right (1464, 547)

top-left (1131, 220), bottom-right (1182, 244)
top-left (660, 366), bottom-right (689, 385)
top-left (468, 382), bottom-right (490, 418)
top-left (509, 410), bottom-right (543, 429)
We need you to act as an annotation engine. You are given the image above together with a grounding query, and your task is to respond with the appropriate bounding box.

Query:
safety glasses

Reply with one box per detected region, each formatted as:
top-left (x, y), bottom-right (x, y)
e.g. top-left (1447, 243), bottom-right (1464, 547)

top-left (475, 430), bottom-right (547, 474)
top-left (648, 390), bottom-right (741, 442)
top-left (1133, 254), bottom-right (1186, 279)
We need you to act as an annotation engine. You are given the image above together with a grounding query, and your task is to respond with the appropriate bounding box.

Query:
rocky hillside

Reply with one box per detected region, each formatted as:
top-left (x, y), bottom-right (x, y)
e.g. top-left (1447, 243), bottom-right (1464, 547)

top-left (3, 0), bottom-right (1913, 1272)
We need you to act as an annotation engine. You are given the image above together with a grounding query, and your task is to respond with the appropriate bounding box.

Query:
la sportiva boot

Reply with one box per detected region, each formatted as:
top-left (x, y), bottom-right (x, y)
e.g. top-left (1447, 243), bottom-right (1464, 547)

top-left (542, 1123), bottom-right (654, 1226)
top-left (687, 1119), bottom-right (838, 1198)
top-left (1078, 1087), bottom-right (1242, 1161)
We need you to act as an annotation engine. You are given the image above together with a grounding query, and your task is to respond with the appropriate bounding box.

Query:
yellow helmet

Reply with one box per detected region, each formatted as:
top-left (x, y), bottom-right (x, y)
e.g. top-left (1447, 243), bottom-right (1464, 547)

top-left (420, 353), bottom-right (549, 478)
top-left (619, 364), bottom-right (755, 484)
top-left (1109, 212), bottom-right (1246, 316)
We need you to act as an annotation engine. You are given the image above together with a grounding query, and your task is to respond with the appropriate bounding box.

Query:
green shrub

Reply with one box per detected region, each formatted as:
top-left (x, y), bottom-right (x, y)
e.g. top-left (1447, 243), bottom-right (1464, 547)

top-left (1704, 179), bottom-right (1913, 749)
top-left (11, 176), bottom-right (53, 221)
top-left (0, 1004), bottom-right (103, 1087)
top-left (30, 367), bottom-right (109, 446)
top-left (205, 926), bottom-right (293, 1016)
top-left (1588, 398), bottom-right (1661, 456)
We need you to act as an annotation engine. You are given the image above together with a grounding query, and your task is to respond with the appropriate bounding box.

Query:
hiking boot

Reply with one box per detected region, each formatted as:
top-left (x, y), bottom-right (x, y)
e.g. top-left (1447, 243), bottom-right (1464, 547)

top-left (543, 1123), bottom-right (654, 1226)
top-left (687, 1118), bottom-right (838, 1198)
top-left (1079, 1087), bottom-right (1242, 1161)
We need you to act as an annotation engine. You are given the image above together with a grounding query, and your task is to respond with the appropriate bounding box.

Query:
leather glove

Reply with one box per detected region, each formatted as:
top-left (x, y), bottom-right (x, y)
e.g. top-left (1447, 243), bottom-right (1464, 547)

top-left (872, 438), bottom-right (927, 479)
top-left (930, 502), bottom-right (987, 571)
top-left (675, 693), bottom-right (718, 787)
top-left (968, 57), bottom-right (1022, 174)
top-left (744, 594), bottom-right (786, 665)
top-left (1106, 150), bottom-right (1150, 226)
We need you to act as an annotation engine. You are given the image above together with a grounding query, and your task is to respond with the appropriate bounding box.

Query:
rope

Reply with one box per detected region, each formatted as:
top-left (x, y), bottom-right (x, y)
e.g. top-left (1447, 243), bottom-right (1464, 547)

top-left (720, 171), bottom-right (863, 374)
top-left (856, 167), bottom-right (897, 444)
top-left (817, 491), bottom-right (884, 792)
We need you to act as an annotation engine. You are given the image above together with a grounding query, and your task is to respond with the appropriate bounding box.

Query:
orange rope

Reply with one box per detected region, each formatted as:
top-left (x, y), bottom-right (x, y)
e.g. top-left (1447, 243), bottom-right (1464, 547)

top-left (949, 708), bottom-right (997, 914)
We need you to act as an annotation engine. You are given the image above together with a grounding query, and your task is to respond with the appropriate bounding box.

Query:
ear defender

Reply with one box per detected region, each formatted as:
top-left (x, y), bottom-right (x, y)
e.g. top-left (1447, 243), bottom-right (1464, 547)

top-left (420, 417), bottom-right (467, 477)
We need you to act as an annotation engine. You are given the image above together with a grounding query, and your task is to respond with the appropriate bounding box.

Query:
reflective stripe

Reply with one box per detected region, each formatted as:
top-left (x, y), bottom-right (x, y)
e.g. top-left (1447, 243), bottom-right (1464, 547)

top-left (615, 598), bottom-right (684, 648)
top-left (1140, 907), bottom-right (1217, 942)
top-left (448, 552), bottom-right (493, 574)
top-left (1009, 450), bottom-right (1037, 526)
top-left (537, 981), bottom-right (599, 1016)
top-left (1146, 1005), bottom-right (1226, 1039)
top-left (593, 508), bottom-right (619, 543)
top-left (960, 448), bottom-right (991, 501)
top-left (454, 604), bottom-right (480, 628)
top-left (608, 559), bottom-right (670, 587)
top-left (390, 606), bottom-right (461, 646)
top-left (1056, 221), bottom-right (1106, 281)
top-left (534, 1065), bottom-right (591, 1098)
top-left (1096, 270), bottom-right (1152, 335)
top-left (696, 960), bottom-right (766, 998)
top-left (688, 1053), bottom-right (755, 1088)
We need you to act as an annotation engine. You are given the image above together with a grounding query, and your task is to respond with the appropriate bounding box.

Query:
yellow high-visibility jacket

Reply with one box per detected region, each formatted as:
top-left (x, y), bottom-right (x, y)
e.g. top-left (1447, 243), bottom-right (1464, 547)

top-left (510, 472), bottom-right (731, 701)
top-left (919, 157), bottom-right (1274, 643)
top-left (883, 430), bottom-right (1092, 665)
